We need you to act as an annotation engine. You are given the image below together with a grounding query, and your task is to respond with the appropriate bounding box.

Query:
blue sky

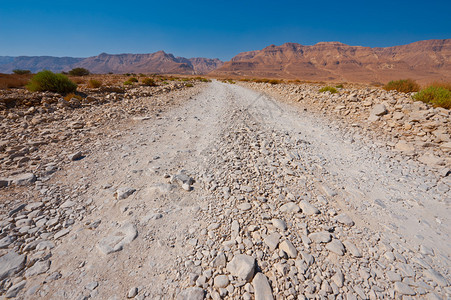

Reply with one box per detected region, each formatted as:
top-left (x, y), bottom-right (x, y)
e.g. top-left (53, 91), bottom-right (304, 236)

top-left (0, 0), bottom-right (450, 60)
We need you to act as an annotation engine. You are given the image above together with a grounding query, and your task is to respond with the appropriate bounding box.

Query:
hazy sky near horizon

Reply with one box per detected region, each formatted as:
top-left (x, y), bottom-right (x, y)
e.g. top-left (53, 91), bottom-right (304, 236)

top-left (1, 0), bottom-right (450, 60)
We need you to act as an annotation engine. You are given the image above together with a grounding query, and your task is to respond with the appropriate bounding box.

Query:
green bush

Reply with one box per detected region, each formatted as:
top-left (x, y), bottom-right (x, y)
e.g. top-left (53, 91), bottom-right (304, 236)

top-left (413, 86), bottom-right (451, 109)
top-left (123, 81), bottom-right (133, 85)
top-left (335, 84), bottom-right (344, 89)
top-left (26, 70), bottom-right (77, 94)
top-left (68, 68), bottom-right (90, 76)
top-left (141, 77), bottom-right (157, 86)
top-left (87, 79), bottom-right (102, 88)
top-left (12, 69), bottom-right (31, 75)
top-left (319, 86), bottom-right (338, 94)
top-left (185, 83), bottom-right (194, 87)
top-left (128, 77), bottom-right (138, 83)
top-left (384, 79), bottom-right (419, 93)
top-left (269, 79), bottom-right (282, 85)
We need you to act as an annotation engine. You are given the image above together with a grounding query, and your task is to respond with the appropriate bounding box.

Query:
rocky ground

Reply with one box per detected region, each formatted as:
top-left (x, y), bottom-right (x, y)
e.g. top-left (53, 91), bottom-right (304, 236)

top-left (0, 81), bottom-right (449, 299)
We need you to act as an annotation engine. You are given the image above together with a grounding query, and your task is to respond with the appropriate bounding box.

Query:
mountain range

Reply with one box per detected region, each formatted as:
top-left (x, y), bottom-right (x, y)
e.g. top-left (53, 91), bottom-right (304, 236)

top-left (213, 39), bottom-right (451, 84)
top-left (0, 52), bottom-right (223, 75)
top-left (1, 39), bottom-right (450, 83)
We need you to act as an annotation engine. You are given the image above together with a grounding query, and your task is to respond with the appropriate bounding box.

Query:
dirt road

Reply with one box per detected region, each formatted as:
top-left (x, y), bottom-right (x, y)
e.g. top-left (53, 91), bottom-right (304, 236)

top-left (3, 81), bottom-right (450, 299)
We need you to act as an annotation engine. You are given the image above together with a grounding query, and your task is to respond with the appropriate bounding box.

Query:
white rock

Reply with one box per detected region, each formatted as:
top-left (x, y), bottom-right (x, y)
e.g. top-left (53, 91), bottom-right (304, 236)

top-left (0, 251), bottom-right (26, 280)
top-left (177, 287), bottom-right (205, 300)
top-left (227, 254), bottom-right (255, 281)
top-left (309, 231), bottom-right (331, 243)
top-left (335, 213), bottom-right (354, 226)
top-left (279, 202), bottom-right (300, 213)
top-left (252, 273), bottom-right (274, 300)
top-left (271, 219), bottom-right (287, 231)
top-left (394, 282), bottom-right (416, 295)
top-left (97, 223), bottom-right (138, 255)
top-left (279, 240), bottom-right (298, 258)
top-left (115, 187), bottom-right (136, 200)
top-left (214, 275), bottom-right (230, 288)
top-left (326, 239), bottom-right (345, 256)
top-left (299, 200), bottom-right (320, 215)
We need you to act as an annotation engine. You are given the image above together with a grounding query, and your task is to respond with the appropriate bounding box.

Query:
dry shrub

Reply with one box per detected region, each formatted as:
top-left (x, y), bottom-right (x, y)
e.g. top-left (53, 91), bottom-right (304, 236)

top-left (64, 93), bottom-right (83, 101)
top-left (384, 79), bottom-right (420, 93)
top-left (87, 79), bottom-right (102, 88)
top-left (427, 81), bottom-right (451, 91)
top-left (413, 86), bottom-right (451, 109)
top-left (0, 74), bottom-right (32, 89)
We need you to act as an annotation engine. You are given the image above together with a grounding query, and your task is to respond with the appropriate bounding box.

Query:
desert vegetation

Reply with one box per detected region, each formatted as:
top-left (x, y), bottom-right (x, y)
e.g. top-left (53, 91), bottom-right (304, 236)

top-left (68, 67), bottom-right (90, 76)
top-left (87, 79), bottom-right (102, 88)
top-left (26, 70), bottom-right (77, 94)
top-left (384, 79), bottom-right (420, 93)
top-left (413, 84), bottom-right (451, 109)
top-left (12, 69), bottom-right (31, 75)
top-left (319, 86), bottom-right (338, 94)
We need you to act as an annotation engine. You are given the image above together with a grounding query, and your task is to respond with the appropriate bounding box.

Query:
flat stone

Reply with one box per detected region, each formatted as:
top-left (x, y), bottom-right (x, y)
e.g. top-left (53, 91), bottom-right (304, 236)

top-left (279, 240), bottom-right (297, 258)
top-left (238, 203), bottom-right (252, 211)
top-left (115, 187), bottom-right (136, 200)
top-left (5, 280), bottom-right (26, 298)
top-left (69, 151), bottom-right (83, 161)
top-left (264, 233), bottom-right (281, 251)
top-left (394, 282), bottom-right (416, 295)
top-left (0, 236), bottom-right (15, 249)
top-left (335, 213), bottom-right (354, 226)
top-left (212, 252), bottom-right (227, 268)
top-left (279, 202), bottom-right (300, 213)
top-left (395, 140), bottom-right (415, 153)
top-left (386, 271), bottom-right (402, 282)
top-left (418, 154), bottom-right (445, 167)
top-left (423, 269), bottom-right (448, 287)
top-left (97, 223), bottom-right (138, 255)
top-left (25, 260), bottom-right (50, 277)
top-left (214, 275), bottom-right (230, 288)
top-left (54, 228), bottom-right (70, 240)
top-left (299, 200), bottom-right (320, 215)
top-left (326, 239), bottom-right (345, 256)
top-left (252, 273), bottom-right (274, 300)
top-left (309, 231), bottom-right (331, 243)
top-left (371, 104), bottom-right (388, 116)
top-left (177, 287), bottom-right (205, 300)
top-left (11, 173), bottom-right (36, 186)
top-left (127, 287), bottom-right (138, 298)
top-left (332, 271), bottom-right (344, 287)
top-left (227, 254), bottom-right (255, 281)
top-left (85, 281), bottom-right (99, 291)
top-left (342, 240), bottom-right (362, 258)
top-left (271, 219), bottom-right (287, 231)
top-left (25, 202), bottom-right (43, 211)
top-left (0, 251), bottom-right (26, 280)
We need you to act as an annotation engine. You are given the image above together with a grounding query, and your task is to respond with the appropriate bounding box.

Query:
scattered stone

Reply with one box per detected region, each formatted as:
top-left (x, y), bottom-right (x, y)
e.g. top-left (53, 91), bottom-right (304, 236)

top-left (309, 231), bottom-right (332, 243)
top-left (394, 282), bottom-right (416, 295)
top-left (11, 173), bottom-right (36, 186)
top-left (252, 273), bottom-right (274, 300)
top-left (279, 202), bottom-right (300, 213)
top-left (69, 151), bottom-right (83, 161)
top-left (423, 269), bottom-right (448, 287)
top-left (97, 223), bottom-right (138, 255)
top-left (279, 240), bottom-right (298, 258)
top-left (299, 200), bottom-right (320, 215)
top-left (177, 287), bottom-right (205, 300)
top-left (326, 239), bottom-right (345, 256)
top-left (214, 275), bottom-right (230, 288)
top-left (264, 233), bottom-right (281, 251)
top-left (271, 219), bottom-right (287, 231)
top-left (25, 260), bottom-right (50, 277)
top-left (335, 213), bottom-right (354, 226)
top-left (227, 254), bottom-right (255, 281)
top-left (5, 280), bottom-right (26, 298)
top-left (371, 104), bottom-right (388, 116)
top-left (0, 251), bottom-right (26, 280)
top-left (127, 287), bottom-right (138, 298)
top-left (115, 187), bottom-right (136, 200)
top-left (342, 240), bottom-right (362, 258)
top-left (238, 203), bottom-right (252, 211)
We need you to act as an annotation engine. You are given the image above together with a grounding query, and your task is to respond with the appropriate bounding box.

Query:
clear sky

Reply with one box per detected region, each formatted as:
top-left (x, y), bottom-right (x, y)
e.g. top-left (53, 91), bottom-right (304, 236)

top-left (0, 0), bottom-right (450, 60)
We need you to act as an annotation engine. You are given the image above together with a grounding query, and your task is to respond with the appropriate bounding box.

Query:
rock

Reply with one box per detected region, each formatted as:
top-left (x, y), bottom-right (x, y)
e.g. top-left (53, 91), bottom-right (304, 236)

top-left (227, 254), bottom-right (255, 281)
top-left (309, 231), bottom-right (331, 243)
top-left (394, 282), bottom-right (416, 295)
top-left (371, 104), bottom-right (388, 116)
top-left (393, 112), bottom-right (404, 120)
top-left (395, 140), bottom-right (415, 153)
top-left (418, 154), bottom-right (445, 167)
top-left (238, 203), bottom-right (252, 211)
top-left (332, 271), bottom-right (344, 287)
top-left (97, 223), bottom-right (138, 255)
top-left (252, 273), bottom-right (274, 300)
top-left (25, 202), bottom-right (43, 211)
top-left (0, 236), bottom-right (14, 249)
top-left (299, 200), bottom-right (320, 215)
top-left (127, 287), bottom-right (138, 298)
top-left (177, 287), bottom-right (205, 300)
top-left (69, 151), bottom-right (83, 161)
top-left (5, 280), bottom-right (26, 298)
top-left (440, 142), bottom-right (451, 152)
top-left (326, 239), bottom-right (345, 256)
top-left (11, 173), bottom-right (36, 186)
top-left (279, 240), bottom-right (298, 258)
top-left (0, 178), bottom-right (9, 188)
top-left (342, 240), bottom-right (362, 258)
top-left (386, 271), bottom-right (402, 282)
top-left (264, 233), bottom-right (281, 251)
top-left (25, 260), bottom-right (50, 277)
top-left (419, 245), bottom-right (434, 256)
top-left (214, 275), bottom-right (230, 288)
top-left (335, 213), bottom-right (354, 226)
top-left (279, 202), bottom-right (300, 213)
top-left (271, 219), bottom-right (287, 231)
top-left (115, 187), bottom-right (136, 200)
top-left (423, 269), bottom-right (448, 287)
top-left (212, 252), bottom-right (227, 268)
top-left (0, 251), bottom-right (26, 280)
top-left (85, 281), bottom-right (99, 291)
top-left (54, 228), bottom-right (71, 240)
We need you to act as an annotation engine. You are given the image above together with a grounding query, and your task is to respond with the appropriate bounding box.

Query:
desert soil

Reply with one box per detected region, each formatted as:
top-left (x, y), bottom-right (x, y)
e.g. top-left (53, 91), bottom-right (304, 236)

top-left (0, 81), bottom-right (450, 299)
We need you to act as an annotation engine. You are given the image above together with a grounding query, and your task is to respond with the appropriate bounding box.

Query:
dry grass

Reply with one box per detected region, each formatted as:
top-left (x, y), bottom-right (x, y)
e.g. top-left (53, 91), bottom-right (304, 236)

top-left (426, 81), bottom-right (451, 91)
top-left (0, 74), bottom-right (32, 89)
top-left (384, 79), bottom-right (420, 93)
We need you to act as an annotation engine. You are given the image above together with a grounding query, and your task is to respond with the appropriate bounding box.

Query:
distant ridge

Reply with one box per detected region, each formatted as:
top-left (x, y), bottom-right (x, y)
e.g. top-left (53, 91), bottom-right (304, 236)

top-left (212, 39), bottom-right (451, 84)
top-left (0, 52), bottom-right (223, 75)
